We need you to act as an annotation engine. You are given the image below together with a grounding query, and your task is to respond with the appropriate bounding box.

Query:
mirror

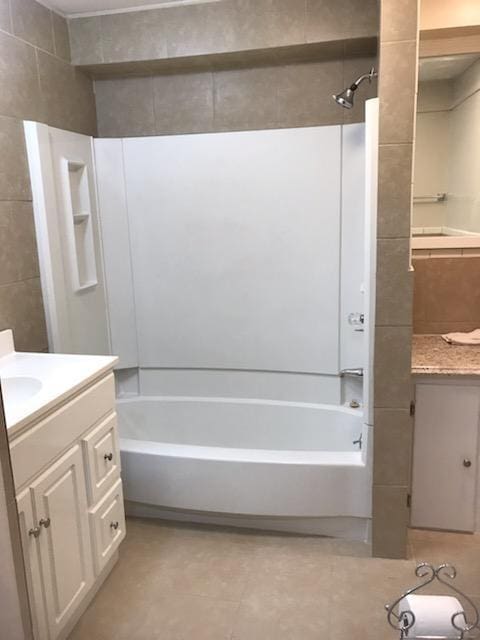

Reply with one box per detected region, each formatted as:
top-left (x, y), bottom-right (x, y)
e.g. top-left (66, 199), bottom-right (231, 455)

top-left (412, 53), bottom-right (480, 249)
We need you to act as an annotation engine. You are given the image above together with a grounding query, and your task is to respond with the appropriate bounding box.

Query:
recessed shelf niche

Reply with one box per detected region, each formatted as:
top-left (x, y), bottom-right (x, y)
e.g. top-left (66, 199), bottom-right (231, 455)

top-left (65, 160), bottom-right (98, 292)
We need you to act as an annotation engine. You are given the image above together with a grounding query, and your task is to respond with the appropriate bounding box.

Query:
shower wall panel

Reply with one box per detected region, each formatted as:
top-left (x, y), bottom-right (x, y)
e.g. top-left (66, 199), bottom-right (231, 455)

top-left (122, 126), bottom-right (341, 374)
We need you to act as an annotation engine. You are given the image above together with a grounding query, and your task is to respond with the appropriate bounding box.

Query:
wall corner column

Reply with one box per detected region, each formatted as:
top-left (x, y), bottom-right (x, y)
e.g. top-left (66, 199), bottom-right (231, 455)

top-left (372, 0), bottom-right (419, 559)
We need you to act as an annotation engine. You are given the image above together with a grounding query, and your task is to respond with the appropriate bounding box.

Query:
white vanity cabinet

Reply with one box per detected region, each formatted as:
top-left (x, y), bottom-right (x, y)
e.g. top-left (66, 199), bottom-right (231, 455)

top-left (411, 377), bottom-right (480, 532)
top-left (10, 371), bottom-right (125, 640)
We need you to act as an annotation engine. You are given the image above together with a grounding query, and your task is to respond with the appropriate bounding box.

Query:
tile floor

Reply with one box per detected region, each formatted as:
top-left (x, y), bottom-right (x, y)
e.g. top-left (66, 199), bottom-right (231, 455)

top-left (69, 518), bottom-right (480, 640)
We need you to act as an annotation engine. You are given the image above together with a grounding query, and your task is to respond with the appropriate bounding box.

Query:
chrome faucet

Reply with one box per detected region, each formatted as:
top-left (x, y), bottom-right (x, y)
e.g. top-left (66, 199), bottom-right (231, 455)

top-left (340, 368), bottom-right (364, 377)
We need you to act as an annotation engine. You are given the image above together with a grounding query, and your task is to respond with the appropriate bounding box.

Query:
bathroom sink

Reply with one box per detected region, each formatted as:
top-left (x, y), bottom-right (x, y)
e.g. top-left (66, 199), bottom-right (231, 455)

top-left (0, 329), bottom-right (118, 434)
top-left (1, 376), bottom-right (43, 405)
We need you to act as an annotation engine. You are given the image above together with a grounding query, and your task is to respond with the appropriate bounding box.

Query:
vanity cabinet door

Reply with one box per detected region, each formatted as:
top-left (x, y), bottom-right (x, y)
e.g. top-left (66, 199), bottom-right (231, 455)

top-left (411, 382), bottom-right (480, 532)
top-left (31, 444), bottom-right (94, 639)
top-left (16, 490), bottom-right (49, 640)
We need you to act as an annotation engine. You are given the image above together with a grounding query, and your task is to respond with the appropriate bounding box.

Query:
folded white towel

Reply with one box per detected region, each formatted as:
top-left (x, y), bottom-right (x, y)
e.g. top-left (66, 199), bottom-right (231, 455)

top-left (442, 329), bottom-right (480, 346)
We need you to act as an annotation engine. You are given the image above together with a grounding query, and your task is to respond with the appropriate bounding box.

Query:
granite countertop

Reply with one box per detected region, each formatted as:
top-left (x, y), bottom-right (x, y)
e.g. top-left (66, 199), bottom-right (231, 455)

top-left (412, 334), bottom-right (480, 376)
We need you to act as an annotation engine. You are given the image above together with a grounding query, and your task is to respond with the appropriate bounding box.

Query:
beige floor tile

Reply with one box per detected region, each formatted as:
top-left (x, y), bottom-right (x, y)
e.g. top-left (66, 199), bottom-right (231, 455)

top-left (71, 592), bottom-right (237, 640)
top-left (251, 539), bottom-right (334, 575)
top-left (69, 518), bottom-right (480, 640)
top-left (232, 594), bottom-right (330, 640)
top-left (245, 557), bottom-right (334, 608)
top-left (138, 593), bottom-right (238, 640)
top-left (115, 519), bottom-right (256, 601)
top-left (409, 529), bottom-right (480, 595)
top-left (323, 537), bottom-right (372, 558)
top-left (409, 528), bottom-right (480, 553)
top-left (329, 556), bottom-right (416, 639)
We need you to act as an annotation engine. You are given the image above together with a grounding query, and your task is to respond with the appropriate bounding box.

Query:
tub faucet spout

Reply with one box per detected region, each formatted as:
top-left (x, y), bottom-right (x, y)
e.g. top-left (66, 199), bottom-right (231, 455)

top-left (340, 368), bottom-right (364, 378)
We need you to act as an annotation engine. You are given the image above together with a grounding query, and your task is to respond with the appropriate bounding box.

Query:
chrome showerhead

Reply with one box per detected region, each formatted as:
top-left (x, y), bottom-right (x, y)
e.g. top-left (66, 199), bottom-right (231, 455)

top-left (333, 87), bottom-right (355, 109)
top-left (332, 67), bottom-right (377, 109)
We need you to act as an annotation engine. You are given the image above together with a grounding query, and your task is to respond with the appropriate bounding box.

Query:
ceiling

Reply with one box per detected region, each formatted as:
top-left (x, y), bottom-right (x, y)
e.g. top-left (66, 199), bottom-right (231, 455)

top-left (419, 53), bottom-right (480, 82)
top-left (44, 0), bottom-right (208, 17)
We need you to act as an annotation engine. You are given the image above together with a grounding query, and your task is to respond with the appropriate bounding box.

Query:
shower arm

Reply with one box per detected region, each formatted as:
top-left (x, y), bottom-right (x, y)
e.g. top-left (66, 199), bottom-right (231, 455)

top-left (350, 67), bottom-right (377, 91)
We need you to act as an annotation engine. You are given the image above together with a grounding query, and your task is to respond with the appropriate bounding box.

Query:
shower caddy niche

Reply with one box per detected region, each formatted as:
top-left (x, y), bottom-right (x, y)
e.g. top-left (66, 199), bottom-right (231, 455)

top-left (62, 158), bottom-right (98, 291)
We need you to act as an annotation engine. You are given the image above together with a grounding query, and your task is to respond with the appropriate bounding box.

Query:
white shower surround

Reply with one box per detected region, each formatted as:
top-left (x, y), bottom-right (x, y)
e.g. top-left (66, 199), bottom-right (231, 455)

top-left (92, 115), bottom-right (377, 539)
top-left (24, 104), bottom-right (378, 540)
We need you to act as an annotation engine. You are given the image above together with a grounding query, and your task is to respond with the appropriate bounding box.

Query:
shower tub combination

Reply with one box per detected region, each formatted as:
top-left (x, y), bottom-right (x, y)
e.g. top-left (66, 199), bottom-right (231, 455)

top-left (118, 396), bottom-right (372, 540)
top-left (25, 97), bottom-right (379, 542)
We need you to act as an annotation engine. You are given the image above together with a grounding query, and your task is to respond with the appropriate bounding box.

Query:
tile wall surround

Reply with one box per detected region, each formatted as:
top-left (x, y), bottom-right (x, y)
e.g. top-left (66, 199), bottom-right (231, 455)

top-left (372, 0), bottom-right (419, 559)
top-left (0, 0), bottom-right (97, 354)
top-left (0, 3), bottom-right (97, 636)
top-left (68, 0), bottom-right (379, 69)
top-left (413, 256), bottom-right (480, 335)
top-left (95, 55), bottom-right (378, 137)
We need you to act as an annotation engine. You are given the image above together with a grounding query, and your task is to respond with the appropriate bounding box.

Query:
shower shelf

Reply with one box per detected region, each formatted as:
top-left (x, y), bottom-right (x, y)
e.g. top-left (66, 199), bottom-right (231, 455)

top-left (63, 159), bottom-right (98, 292)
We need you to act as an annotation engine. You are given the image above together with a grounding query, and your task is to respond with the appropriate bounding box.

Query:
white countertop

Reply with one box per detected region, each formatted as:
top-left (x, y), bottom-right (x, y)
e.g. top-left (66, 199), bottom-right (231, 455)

top-left (0, 331), bottom-right (118, 436)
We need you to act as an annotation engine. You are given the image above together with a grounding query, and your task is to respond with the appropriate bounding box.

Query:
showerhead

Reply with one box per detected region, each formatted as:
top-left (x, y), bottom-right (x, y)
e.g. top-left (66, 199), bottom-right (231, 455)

top-left (332, 67), bottom-right (377, 109)
top-left (333, 87), bottom-right (355, 109)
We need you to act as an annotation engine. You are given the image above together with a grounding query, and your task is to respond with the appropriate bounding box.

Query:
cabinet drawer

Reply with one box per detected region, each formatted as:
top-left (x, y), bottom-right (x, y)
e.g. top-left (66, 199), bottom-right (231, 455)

top-left (10, 373), bottom-right (115, 491)
top-left (89, 479), bottom-right (126, 575)
top-left (83, 412), bottom-right (120, 505)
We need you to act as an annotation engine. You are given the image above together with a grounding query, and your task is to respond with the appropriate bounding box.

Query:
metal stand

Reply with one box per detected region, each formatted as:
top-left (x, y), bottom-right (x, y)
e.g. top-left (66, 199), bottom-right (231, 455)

top-left (385, 563), bottom-right (479, 639)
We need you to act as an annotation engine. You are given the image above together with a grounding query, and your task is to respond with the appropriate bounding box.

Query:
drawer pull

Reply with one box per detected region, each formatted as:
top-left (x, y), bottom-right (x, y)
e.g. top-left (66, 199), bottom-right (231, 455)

top-left (39, 517), bottom-right (51, 528)
top-left (463, 459), bottom-right (472, 468)
top-left (104, 452), bottom-right (113, 462)
top-left (29, 526), bottom-right (41, 538)
top-left (110, 521), bottom-right (119, 531)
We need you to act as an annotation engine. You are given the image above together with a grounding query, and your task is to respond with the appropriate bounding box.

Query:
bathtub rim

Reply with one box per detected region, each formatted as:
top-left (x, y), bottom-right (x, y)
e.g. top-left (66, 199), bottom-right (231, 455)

top-left (115, 393), bottom-right (364, 417)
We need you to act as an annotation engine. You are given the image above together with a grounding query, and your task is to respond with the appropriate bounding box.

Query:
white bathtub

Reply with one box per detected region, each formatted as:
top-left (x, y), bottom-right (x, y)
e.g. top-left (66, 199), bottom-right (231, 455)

top-left (117, 396), bottom-right (372, 537)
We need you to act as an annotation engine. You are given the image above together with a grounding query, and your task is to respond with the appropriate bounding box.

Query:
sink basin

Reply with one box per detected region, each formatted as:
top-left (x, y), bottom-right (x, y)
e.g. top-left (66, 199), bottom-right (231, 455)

top-left (1, 376), bottom-right (43, 404)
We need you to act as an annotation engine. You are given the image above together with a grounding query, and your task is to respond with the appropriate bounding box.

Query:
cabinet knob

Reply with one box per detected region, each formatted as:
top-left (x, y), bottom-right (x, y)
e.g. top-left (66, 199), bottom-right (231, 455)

top-left (39, 517), bottom-right (51, 528)
top-left (29, 526), bottom-right (41, 538)
top-left (110, 521), bottom-right (119, 530)
top-left (104, 452), bottom-right (113, 462)
top-left (463, 459), bottom-right (472, 468)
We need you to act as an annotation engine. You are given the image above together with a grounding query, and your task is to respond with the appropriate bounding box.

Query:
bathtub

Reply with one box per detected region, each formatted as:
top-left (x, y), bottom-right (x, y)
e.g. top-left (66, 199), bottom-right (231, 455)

top-left (117, 396), bottom-right (372, 538)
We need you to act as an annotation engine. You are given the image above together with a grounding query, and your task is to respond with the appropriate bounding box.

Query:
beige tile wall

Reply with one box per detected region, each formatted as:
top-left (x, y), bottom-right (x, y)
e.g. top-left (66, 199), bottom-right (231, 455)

top-left (69, 0), bottom-right (378, 67)
top-left (95, 56), bottom-right (378, 137)
top-left (0, 0), bottom-right (97, 353)
top-left (413, 256), bottom-right (480, 334)
top-left (372, 0), bottom-right (419, 559)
